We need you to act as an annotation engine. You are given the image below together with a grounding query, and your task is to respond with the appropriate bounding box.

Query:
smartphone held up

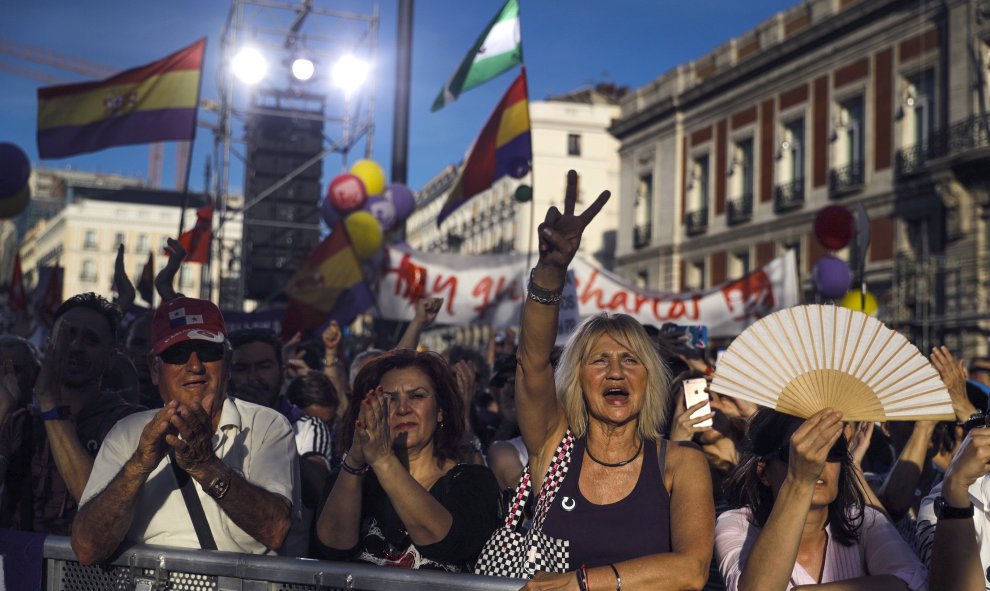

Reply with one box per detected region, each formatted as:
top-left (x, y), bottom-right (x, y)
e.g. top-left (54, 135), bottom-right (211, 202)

top-left (683, 377), bottom-right (713, 428)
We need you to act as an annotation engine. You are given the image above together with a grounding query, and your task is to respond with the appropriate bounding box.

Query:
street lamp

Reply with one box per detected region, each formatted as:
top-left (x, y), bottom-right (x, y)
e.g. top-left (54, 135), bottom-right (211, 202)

top-left (332, 54), bottom-right (370, 96)
top-left (232, 47), bottom-right (268, 84)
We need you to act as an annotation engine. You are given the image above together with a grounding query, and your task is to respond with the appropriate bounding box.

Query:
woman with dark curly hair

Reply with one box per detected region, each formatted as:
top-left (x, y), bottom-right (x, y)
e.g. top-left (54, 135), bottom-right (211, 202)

top-left (716, 408), bottom-right (927, 591)
top-left (314, 349), bottom-right (502, 571)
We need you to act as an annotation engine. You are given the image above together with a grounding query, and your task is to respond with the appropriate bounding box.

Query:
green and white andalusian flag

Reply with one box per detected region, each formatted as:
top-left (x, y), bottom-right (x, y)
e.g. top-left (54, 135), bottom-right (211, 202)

top-left (431, 0), bottom-right (522, 112)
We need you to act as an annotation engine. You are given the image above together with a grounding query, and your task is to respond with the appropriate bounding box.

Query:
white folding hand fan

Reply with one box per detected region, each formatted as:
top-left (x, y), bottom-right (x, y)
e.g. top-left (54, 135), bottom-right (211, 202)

top-left (710, 304), bottom-right (954, 421)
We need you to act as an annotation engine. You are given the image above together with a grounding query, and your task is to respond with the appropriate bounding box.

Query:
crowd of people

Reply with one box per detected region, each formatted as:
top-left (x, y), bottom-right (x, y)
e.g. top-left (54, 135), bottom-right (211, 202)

top-left (6, 172), bottom-right (990, 590)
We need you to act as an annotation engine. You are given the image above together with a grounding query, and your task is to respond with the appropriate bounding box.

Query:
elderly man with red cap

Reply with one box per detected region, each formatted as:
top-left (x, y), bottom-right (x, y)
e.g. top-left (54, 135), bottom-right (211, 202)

top-left (71, 296), bottom-right (300, 563)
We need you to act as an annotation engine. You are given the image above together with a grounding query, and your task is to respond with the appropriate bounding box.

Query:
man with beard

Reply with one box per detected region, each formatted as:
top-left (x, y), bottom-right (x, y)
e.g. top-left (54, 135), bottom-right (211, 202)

top-left (71, 296), bottom-right (298, 562)
top-left (0, 293), bottom-right (143, 534)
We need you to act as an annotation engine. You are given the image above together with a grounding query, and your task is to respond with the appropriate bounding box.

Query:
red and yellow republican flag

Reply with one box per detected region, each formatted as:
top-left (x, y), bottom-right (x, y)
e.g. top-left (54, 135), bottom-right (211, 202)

top-left (37, 39), bottom-right (205, 159)
top-left (281, 222), bottom-right (374, 338)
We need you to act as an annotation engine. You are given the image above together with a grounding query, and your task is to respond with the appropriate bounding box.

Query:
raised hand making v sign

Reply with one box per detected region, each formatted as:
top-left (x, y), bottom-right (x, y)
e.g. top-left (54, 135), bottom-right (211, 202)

top-left (505, 171), bottom-right (716, 591)
top-left (531, 170), bottom-right (610, 290)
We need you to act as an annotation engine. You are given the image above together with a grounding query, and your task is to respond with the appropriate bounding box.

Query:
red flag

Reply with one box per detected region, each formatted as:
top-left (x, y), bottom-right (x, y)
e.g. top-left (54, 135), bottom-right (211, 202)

top-left (137, 252), bottom-right (154, 304)
top-left (9, 253), bottom-right (27, 314)
top-left (177, 204), bottom-right (212, 264)
top-left (37, 262), bottom-right (63, 328)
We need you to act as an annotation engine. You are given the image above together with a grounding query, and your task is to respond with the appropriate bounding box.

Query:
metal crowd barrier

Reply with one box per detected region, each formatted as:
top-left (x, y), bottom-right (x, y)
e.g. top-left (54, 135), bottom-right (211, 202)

top-left (42, 536), bottom-right (523, 591)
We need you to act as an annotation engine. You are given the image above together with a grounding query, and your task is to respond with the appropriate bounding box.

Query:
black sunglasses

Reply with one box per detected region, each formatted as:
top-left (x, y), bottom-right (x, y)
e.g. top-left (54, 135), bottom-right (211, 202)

top-left (160, 341), bottom-right (225, 365)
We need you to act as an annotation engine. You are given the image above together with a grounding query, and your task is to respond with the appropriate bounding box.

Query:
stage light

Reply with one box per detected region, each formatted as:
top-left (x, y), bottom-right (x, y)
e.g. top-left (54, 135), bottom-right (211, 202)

top-left (332, 54), bottom-right (369, 96)
top-left (232, 47), bottom-right (268, 84)
top-left (291, 58), bottom-right (315, 81)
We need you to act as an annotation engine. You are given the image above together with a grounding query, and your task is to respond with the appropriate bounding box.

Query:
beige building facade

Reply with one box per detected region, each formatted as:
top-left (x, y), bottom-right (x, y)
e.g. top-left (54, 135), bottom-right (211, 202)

top-left (18, 187), bottom-right (242, 309)
top-left (612, 0), bottom-right (990, 355)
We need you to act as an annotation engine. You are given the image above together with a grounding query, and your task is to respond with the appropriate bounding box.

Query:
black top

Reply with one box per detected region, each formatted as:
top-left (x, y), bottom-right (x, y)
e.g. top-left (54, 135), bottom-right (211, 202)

top-left (540, 437), bottom-right (672, 569)
top-left (317, 463), bottom-right (503, 572)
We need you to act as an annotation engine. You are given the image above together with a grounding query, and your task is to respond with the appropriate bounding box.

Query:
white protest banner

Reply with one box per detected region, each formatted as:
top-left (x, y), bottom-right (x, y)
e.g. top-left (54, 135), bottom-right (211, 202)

top-left (377, 247), bottom-right (799, 338)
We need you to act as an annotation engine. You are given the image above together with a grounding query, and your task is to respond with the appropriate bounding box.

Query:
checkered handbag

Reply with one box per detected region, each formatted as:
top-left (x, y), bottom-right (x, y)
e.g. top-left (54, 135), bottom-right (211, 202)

top-left (474, 430), bottom-right (575, 578)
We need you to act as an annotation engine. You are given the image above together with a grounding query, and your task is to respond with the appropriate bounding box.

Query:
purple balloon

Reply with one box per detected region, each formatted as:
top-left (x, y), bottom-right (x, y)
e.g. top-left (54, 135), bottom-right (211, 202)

top-left (385, 183), bottom-right (415, 222)
top-left (0, 143), bottom-right (30, 198)
top-left (321, 196), bottom-right (341, 228)
top-left (812, 255), bottom-right (852, 299)
top-left (364, 195), bottom-right (397, 230)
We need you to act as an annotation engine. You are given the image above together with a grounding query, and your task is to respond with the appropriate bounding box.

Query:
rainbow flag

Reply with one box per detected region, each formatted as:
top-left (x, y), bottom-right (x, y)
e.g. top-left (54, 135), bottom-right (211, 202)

top-left (281, 222), bottom-right (374, 338)
top-left (437, 71), bottom-right (531, 225)
top-left (37, 39), bottom-right (204, 159)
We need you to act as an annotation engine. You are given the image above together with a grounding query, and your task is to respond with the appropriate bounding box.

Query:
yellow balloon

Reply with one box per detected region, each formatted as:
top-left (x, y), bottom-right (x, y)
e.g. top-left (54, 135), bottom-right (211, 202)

top-left (0, 185), bottom-right (29, 219)
top-left (350, 159), bottom-right (386, 197)
top-left (839, 290), bottom-right (878, 316)
top-left (344, 211), bottom-right (383, 261)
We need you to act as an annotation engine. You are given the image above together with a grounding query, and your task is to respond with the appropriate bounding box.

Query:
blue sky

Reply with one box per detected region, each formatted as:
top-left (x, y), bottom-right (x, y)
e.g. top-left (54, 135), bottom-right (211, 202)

top-left (1, 0), bottom-right (799, 195)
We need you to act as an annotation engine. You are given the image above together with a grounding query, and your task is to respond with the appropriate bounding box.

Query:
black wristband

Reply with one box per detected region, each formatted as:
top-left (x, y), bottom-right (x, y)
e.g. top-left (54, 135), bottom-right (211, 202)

top-left (38, 405), bottom-right (71, 421)
top-left (962, 413), bottom-right (987, 433)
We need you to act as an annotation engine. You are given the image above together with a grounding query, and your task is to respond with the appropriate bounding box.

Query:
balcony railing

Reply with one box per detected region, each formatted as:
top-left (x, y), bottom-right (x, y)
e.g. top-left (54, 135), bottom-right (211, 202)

top-left (686, 208), bottom-right (708, 236)
top-left (896, 113), bottom-right (990, 177)
top-left (634, 224), bottom-right (652, 249)
top-left (828, 160), bottom-right (864, 197)
top-left (727, 192), bottom-right (753, 225)
top-left (773, 178), bottom-right (805, 212)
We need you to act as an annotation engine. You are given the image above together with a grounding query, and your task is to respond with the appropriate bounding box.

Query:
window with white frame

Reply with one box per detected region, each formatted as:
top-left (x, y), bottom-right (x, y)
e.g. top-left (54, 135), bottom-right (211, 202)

top-left (729, 138), bottom-right (754, 200)
top-left (778, 118), bottom-right (805, 184)
top-left (567, 133), bottom-right (582, 156)
top-left (730, 251), bottom-right (751, 278)
top-left (179, 266), bottom-right (194, 289)
top-left (687, 154), bottom-right (710, 213)
top-left (137, 234), bottom-right (149, 254)
top-left (114, 232), bottom-right (125, 250)
top-left (901, 69), bottom-right (936, 149)
top-left (81, 259), bottom-right (97, 282)
top-left (834, 95), bottom-right (865, 168)
top-left (635, 173), bottom-right (653, 228)
top-left (83, 230), bottom-right (98, 250)
top-left (686, 260), bottom-right (707, 290)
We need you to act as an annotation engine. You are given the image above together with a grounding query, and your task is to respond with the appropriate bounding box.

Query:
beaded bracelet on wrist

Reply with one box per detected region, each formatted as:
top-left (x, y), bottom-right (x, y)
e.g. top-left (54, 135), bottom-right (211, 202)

top-left (527, 268), bottom-right (563, 305)
top-left (340, 454), bottom-right (370, 476)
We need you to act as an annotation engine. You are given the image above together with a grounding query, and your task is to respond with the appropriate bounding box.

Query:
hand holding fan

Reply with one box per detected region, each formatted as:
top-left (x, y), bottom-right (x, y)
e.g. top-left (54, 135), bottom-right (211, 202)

top-left (710, 305), bottom-right (954, 421)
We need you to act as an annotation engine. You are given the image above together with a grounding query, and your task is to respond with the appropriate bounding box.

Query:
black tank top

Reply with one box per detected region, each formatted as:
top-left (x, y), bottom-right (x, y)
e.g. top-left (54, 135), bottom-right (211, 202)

top-left (540, 437), bottom-right (672, 569)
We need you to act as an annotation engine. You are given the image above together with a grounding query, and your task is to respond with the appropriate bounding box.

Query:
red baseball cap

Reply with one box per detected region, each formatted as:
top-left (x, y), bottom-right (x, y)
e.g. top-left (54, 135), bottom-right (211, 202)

top-left (151, 296), bottom-right (227, 355)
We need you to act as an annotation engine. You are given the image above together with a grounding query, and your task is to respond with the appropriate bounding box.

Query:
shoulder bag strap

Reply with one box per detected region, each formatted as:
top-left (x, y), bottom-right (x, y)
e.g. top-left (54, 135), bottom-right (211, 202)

top-left (169, 451), bottom-right (218, 550)
top-left (503, 465), bottom-right (533, 530)
top-left (532, 429), bottom-right (575, 528)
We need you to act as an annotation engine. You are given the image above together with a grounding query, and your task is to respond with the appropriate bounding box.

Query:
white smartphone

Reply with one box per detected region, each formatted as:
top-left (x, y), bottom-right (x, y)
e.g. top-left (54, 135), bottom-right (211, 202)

top-left (683, 378), bottom-right (713, 428)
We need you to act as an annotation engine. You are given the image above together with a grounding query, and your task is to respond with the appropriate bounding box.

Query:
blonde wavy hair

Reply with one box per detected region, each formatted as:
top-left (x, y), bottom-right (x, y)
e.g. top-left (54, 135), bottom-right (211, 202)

top-left (554, 313), bottom-right (671, 441)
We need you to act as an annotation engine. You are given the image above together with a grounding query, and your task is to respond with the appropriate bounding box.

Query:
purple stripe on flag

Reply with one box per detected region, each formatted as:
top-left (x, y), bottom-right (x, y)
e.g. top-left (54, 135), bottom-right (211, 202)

top-left (329, 280), bottom-right (375, 325)
top-left (37, 108), bottom-right (196, 159)
top-left (494, 131), bottom-right (532, 180)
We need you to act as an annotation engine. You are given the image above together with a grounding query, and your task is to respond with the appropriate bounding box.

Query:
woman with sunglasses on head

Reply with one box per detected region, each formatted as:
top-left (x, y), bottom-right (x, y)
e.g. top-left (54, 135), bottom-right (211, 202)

top-left (314, 348), bottom-right (502, 571)
top-left (715, 408), bottom-right (928, 591)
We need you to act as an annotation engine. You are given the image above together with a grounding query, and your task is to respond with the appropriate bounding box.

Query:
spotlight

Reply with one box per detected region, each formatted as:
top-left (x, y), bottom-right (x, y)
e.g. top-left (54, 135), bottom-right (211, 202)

top-left (291, 58), bottom-right (315, 82)
top-left (232, 47), bottom-right (268, 84)
top-left (332, 54), bottom-right (370, 96)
